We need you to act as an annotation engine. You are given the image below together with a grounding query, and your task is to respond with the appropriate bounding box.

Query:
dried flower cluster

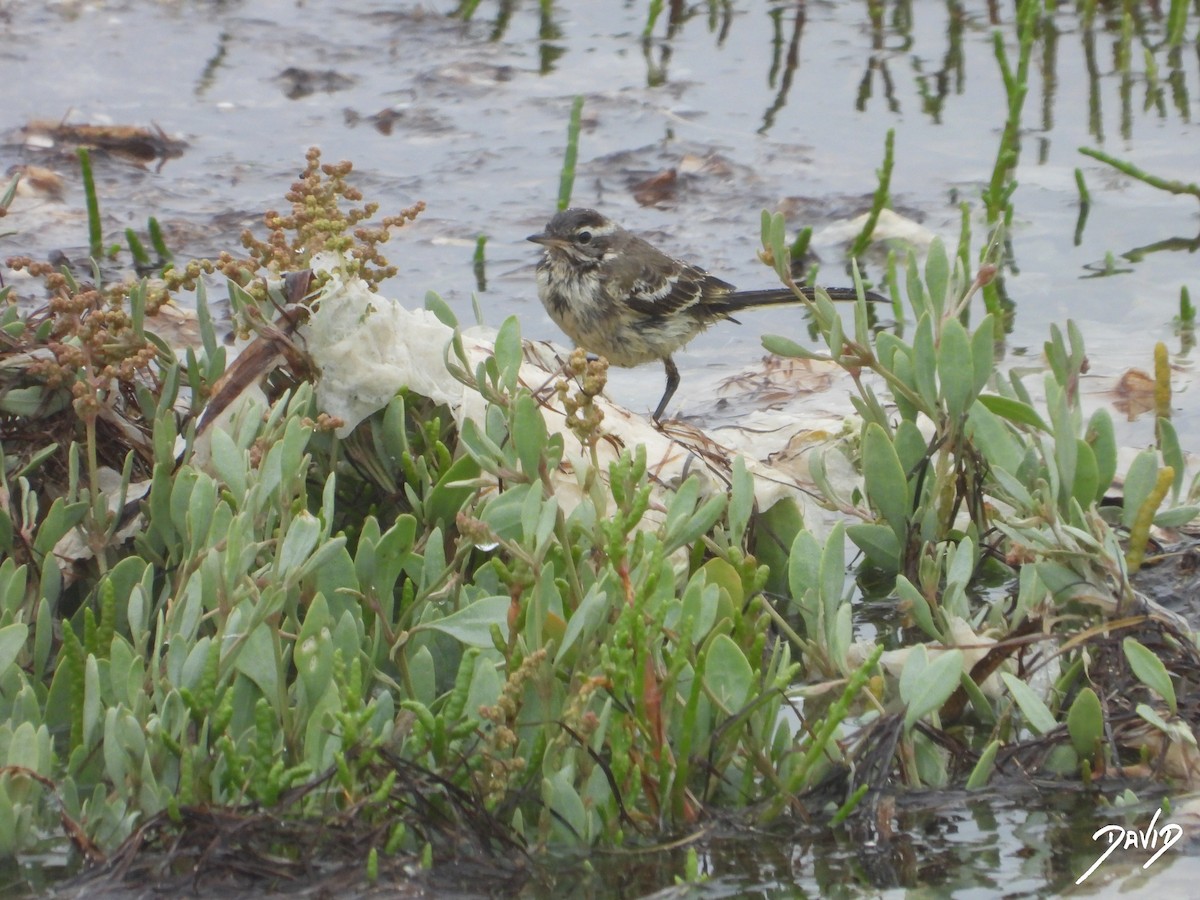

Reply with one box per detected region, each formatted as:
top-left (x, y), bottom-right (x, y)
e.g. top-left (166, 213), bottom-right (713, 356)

top-left (4, 258), bottom-right (160, 420)
top-left (205, 147), bottom-right (425, 300)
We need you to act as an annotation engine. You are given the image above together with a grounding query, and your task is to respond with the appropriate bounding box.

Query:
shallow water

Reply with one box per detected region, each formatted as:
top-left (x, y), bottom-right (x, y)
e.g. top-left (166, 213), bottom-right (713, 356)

top-left (3, 1), bottom-right (1200, 896)
top-left (526, 788), bottom-right (1200, 898)
top-left (4, 1), bottom-right (1197, 438)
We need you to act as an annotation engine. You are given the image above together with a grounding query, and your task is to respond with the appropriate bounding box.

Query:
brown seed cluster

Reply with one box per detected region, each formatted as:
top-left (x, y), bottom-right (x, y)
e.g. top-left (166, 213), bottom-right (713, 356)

top-left (6, 258), bottom-right (160, 415)
top-left (211, 147), bottom-right (425, 302)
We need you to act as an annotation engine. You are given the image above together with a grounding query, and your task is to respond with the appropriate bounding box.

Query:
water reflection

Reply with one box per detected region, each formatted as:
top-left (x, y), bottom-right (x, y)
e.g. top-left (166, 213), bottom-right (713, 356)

top-left (516, 788), bottom-right (1200, 898)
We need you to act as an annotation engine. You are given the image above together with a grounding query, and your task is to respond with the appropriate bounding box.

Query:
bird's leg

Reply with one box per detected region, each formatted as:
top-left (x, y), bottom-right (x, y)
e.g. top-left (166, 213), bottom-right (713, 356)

top-left (652, 356), bottom-right (680, 422)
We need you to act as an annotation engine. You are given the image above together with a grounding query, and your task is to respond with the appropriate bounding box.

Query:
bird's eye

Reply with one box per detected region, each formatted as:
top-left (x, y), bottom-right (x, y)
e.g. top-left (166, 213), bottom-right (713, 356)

top-left (575, 231), bottom-right (592, 244)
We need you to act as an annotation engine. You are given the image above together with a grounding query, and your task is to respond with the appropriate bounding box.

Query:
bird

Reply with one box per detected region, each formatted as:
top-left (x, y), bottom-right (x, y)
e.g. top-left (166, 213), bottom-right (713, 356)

top-left (527, 207), bottom-right (881, 421)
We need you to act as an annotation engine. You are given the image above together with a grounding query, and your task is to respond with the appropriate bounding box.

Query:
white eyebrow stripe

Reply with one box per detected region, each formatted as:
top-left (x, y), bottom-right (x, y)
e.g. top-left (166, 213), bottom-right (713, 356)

top-left (578, 221), bottom-right (618, 237)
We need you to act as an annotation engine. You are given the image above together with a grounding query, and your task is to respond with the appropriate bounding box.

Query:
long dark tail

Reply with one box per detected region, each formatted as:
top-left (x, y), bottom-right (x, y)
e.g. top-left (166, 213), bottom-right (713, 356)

top-left (713, 285), bottom-right (886, 314)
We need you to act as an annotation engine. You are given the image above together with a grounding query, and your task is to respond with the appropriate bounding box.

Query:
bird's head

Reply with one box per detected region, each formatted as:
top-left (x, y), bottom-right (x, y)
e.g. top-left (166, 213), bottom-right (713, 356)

top-left (527, 208), bottom-right (620, 264)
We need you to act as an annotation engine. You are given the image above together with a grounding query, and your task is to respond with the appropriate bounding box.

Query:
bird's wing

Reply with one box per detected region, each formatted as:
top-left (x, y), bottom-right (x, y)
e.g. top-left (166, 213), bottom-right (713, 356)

top-left (621, 256), bottom-right (732, 320)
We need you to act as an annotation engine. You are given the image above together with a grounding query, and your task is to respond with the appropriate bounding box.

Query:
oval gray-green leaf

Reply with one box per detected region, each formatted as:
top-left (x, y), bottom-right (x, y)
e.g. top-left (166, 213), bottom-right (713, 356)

top-left (894, 575), bottom-right (942, 640)
top-left (1123, 636), bottom-right (1176, 715)
top-left (1000, 672), bottom-right (1057, 734)
top-left (556, 582), bottom-right (610, 664)
top-left (1067, 686), bottom-right (1103, 758)
top-left (912, 314), bottom-right (938, 412)
top-left (937, 318), bottom-right (974, 420)
top-left (727, 455), bottom-right (754, 545)
top-left (1120, 450), bottom-right (1160, 529)
top-left (704, 633), bottom-right (753, 712)
top-left (862, 422), bottom-right (909, 536)
top-left (786, 529), bottom-right (821, 605)
top-left (424, 596), bottom-right (510, 648)
top-left (967, 399), bottom-right (1023, 476)
top-left (976, 394), bottom-right (1049, 431)
top-left (1158, 417), bottom-right (1184, 501)
top-left (818, 520), bottom-right (847, 618)
top-left (512, 393), bottom-right (549, 479)
top-left (31, 499), bottom-right (88, 556)
top-left (493, 315), bottom-right (523, 392)
top-left (424, 290), bottom-right (459, 328)
top-left (0, 623), bottom-right (29, 678)
top-left (277, 511), bottom-right (320, 577)
top-left (966, 738), bottom-right (1000, 790)
top-left (900, 646), bottom-right (962, 731)
top-left (893, 419), bottom-right (927, 476)
top-left (846, 523), bottom-right (901, 573)
top-left (1085, 408), bottom-right (1117, 501)
top-left (924, 236), bottom-right (949, 317)
top-left (762, 334), bottom-right (828, 361)
top-left (970, 314), bottom-right (996, 396)
top-left (1155, 505), bottom-right (1200, 528)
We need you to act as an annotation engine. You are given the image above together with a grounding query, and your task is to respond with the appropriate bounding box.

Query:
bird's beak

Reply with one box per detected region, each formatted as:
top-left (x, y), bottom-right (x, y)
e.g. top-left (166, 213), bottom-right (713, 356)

top-left (527, 231), bottom-right (569, 249)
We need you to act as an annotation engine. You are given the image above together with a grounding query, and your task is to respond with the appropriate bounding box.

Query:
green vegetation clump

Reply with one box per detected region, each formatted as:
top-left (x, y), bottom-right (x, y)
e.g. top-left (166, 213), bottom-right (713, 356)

top-left (0, 145), bottom-right (1198, 890)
